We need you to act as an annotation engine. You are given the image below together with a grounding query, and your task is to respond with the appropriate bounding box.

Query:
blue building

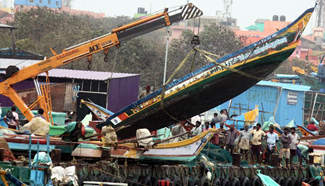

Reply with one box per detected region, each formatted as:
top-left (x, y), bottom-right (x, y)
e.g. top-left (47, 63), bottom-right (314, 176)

top-left (218, 81), bottom-right (311, 127)
top-left (14, 0), bottom-right (62, 9)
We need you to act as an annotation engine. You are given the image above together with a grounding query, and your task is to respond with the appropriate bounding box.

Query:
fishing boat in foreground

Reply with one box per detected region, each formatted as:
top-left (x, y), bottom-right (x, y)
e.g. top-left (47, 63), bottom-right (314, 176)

top-left (98, 7), bottom-right (314, 139)
top-left (109, 128), bottom-right (216, 162)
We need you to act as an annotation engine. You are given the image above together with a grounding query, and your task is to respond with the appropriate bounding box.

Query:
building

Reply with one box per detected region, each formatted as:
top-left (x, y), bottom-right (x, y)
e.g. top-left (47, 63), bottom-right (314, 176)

top-left (217, 81), bottom-right (311, 127)
top-left (36, 69), bottom-right (140, 121)
top-left (14, 0), bottom-right (62, 9)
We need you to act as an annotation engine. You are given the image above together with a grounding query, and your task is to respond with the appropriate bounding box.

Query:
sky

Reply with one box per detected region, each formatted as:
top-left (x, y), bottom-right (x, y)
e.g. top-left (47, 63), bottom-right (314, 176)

top-left (72, 0), bottom-right (317, 34)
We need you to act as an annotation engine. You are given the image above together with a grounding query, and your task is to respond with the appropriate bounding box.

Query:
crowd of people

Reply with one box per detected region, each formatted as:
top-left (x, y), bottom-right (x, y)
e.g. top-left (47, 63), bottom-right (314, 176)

top-left (170, 109), bottom-right (308, 168)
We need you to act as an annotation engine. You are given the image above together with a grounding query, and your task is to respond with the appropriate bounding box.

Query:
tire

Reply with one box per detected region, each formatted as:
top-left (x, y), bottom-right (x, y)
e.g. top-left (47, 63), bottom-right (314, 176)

top-left (241, 177), bottom-right (250, 186)
top-left (251, 176), bottom-right (262, 186)
top-left (231, 177), bottom-right (240, 186)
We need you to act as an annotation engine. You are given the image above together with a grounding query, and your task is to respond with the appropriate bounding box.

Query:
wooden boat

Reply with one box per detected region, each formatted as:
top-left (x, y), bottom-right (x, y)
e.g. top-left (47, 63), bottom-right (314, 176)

top-left (98, 7), bottom-right (314, 139)
top-left (110, 129), bottom-right (216, 162)
top-left (80, 99), bottom-right (113, 121)
top-left (297, 125), bottom-right (315, 137)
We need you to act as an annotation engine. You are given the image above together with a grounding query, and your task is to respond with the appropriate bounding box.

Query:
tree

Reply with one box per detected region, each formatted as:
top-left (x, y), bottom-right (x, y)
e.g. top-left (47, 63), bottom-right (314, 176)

top-left (166, 24), bottom-right (243, 81)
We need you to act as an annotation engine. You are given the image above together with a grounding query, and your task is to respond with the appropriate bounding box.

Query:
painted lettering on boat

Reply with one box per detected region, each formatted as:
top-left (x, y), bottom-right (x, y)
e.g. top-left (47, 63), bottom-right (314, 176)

top-left (130, 36), bottom-right (290, 115)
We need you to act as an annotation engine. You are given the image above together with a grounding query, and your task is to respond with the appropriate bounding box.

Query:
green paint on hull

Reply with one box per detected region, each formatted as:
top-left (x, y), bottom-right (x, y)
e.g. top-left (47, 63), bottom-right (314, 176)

top-left (141, 155), bottom-right (196, 162)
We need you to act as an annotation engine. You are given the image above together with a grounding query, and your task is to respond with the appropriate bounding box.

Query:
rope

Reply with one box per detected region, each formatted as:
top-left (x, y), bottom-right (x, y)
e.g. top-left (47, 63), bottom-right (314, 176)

top-left (195, 48), bottom-right (264, 81)
top-left (160, 49), bottom-right (196, 122)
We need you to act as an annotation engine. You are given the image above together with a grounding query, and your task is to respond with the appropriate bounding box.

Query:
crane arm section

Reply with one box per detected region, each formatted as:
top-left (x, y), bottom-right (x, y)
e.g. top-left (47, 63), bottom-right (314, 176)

top-left (0, 3), bottom-right (203, 121)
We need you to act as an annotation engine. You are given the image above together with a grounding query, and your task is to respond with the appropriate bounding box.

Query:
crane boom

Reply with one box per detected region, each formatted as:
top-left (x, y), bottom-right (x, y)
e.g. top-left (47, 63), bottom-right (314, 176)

top-left (0, 3), bottom-right (203, 121)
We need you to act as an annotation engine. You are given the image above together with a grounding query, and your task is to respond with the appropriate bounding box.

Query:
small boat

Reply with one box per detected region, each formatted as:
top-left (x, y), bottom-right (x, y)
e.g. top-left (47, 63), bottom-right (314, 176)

top-left (80, 99), bottom-right (114, 121)
top-left (98, 7), bottom-right (314, 139)
top-left (110, 128), bottom-right (216, 162)
top-left (297, 125), bottom-right (315, 137)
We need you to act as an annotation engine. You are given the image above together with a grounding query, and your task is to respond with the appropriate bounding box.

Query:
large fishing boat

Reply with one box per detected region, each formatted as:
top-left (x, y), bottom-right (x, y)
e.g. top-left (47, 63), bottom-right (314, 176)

top-left (98, 7), bottom-right (314, 139)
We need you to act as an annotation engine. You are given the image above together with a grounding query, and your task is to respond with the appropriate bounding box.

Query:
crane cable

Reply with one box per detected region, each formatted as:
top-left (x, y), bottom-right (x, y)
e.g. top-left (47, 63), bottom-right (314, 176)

top-left (195, 48), bottom-right (264, 81)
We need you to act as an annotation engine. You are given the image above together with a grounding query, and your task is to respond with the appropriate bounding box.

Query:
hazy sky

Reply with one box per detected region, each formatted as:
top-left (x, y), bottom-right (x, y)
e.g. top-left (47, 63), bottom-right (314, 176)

top-left (72, 0), bottom-right (317, 33)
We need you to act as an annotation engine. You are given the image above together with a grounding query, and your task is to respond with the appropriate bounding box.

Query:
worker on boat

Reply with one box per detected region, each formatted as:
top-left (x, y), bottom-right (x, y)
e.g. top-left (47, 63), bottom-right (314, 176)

top-left (265, 125), bottom-right (279, 165)
top-left (217, 122), bottom-right (226, 149)
top-left (225, 125), bottom-right (238, 154)
top-left (238, 124), bottom-right (251, 161)
top-left (279, 127), bottom-right (291, 168)
top-left (171, 121), bottom-right (188, 142)
top-left (35, 108), bottom-right (45, 119)
top-left (289, 127), bottom-right (300, 167)
top-left (4, 106), bottom-right (19, 130)
top-left (250, 123), bottom-right (265, 164)
top-left (21, 110), bottom-right (50, 136)
top-left (191, 121), bottom-right (203, 136)
top-left (307, 121), bottom-right (318, 132)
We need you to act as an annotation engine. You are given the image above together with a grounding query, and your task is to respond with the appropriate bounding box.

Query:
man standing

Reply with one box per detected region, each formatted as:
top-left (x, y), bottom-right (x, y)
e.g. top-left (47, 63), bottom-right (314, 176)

top-left (217, 123), bottom-right (226, 148)
top-left (266, 125), bottom-right (279, 165)
top-left (225, 125), bottom-right (238, 154)
top-left (280, 127), bottom-right (291, 168)
top-left (220, 109), bottom-right (229, 125)
top-left (238, 124), bottom-right (250, 161)
top-left (289, 127), bottom-right (300, 167)
top-left (250, 123), bottom-right (265, 164)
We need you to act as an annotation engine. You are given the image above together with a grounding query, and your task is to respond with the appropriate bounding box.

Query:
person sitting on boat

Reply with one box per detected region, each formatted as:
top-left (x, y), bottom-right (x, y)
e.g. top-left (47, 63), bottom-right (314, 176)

top-left (171, 122), bottom-right (188, 142)
top-left (265, 125), bottom-right (279, 165)
top-left (307, 121), bottom-right (318, 132)
top-left (225, 125), bottom-right (238, 154)
top-left (136, 128), bottom-right (154, 148)
top-left (4, 106), bottom-right (19, 130)
top-left (191, 121), bottom-right (203, 136)
top-left (238, 124), bottom-right (250, 161)
top-left (36, 108), bottom-right (45, 120)
top-left (21, 115), bottom-right (50, 136)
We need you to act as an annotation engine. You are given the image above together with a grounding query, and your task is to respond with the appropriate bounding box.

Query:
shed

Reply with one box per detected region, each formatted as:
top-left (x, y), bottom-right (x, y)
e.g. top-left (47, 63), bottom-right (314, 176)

top-left (217, 80), bottom-right (311, 127)
top-left (37, 69), bottom-right (140, 120)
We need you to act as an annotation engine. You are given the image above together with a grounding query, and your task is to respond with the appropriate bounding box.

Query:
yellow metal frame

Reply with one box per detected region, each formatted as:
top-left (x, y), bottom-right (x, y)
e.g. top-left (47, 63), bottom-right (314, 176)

top-left (0, 6), bottom-right (176, 122)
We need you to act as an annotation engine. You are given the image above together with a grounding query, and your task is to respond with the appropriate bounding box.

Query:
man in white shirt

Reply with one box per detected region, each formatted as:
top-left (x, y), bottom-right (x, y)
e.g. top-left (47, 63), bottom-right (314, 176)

top-left (238, 125), bottom-right (250, 161)
top-left (289, 127), bottom-right (300, 167)
top-left (250, 123), bottom-right (266, 164)
top-left (265, 125), bottom-right (278, 164)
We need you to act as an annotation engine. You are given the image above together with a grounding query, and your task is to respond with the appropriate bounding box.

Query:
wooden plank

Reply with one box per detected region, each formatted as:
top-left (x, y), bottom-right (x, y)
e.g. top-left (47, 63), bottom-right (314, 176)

top-left (8, 142), bottom-right (55, 151)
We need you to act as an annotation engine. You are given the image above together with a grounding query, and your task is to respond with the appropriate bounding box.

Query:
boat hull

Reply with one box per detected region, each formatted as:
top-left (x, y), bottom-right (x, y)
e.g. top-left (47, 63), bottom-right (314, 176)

top-left (98, 8), bottom-right (314, 139)
top-left (110, 129), bottom-right (216, 162)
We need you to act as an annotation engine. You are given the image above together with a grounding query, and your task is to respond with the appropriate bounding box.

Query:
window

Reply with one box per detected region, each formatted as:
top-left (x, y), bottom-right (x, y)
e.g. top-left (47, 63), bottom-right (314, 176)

top-left (48, 0), bottom-right (51, 4)
top-left (39, 0), bottom-right (42, 3)
top-left (287, 91), bottom-right (298, 105)
top-left (29, 0), bottom-right (34, 3)
top-left (56, 1), bottom-right (59, 6)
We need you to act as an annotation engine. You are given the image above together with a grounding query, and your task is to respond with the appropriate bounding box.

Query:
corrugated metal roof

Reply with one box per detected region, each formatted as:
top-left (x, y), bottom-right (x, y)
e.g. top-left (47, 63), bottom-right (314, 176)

top-left (0, 58), bottom-right (41, 69)
top-left (39, 68), bottom-right (139, 81)
top-left (257, 80), bottom-right (311, 92)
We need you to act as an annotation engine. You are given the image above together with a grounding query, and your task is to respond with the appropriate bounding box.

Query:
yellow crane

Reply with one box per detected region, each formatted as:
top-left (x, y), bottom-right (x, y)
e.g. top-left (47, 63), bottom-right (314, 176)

top-left (0, 3), bottom-right (203, 122)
